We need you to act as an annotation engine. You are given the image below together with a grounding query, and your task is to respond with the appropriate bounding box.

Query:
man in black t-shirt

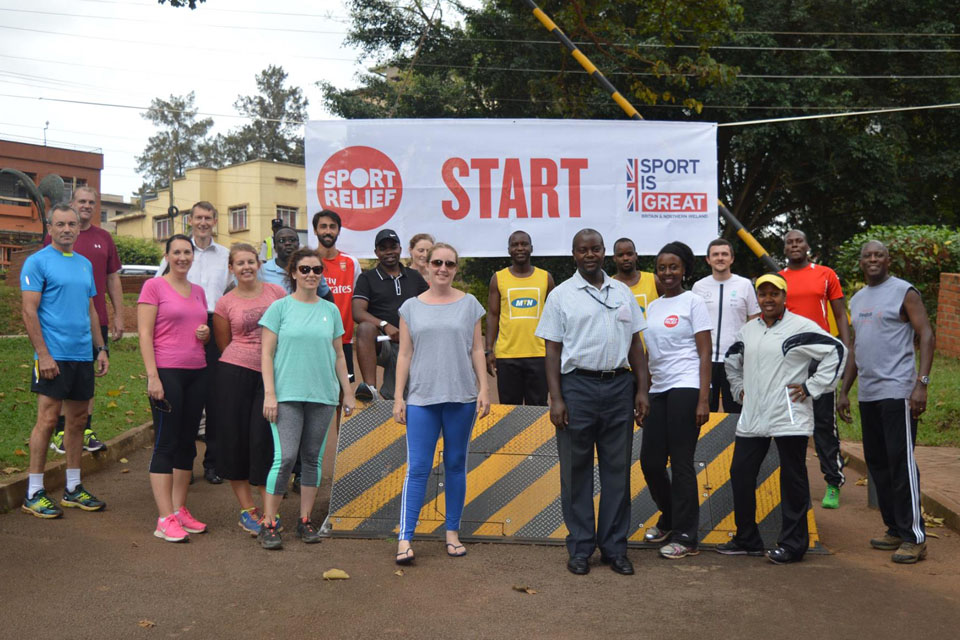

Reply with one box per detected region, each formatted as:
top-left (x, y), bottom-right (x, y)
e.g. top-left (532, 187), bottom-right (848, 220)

top-left (353, 229), bottom-right (428, 400)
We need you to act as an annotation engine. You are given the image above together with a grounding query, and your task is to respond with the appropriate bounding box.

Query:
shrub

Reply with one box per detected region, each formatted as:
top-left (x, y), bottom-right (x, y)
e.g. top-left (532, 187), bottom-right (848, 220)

top-left (114, 234), bottom-right (162, 266)
top-left (835, 225), bottom-right (960, 321)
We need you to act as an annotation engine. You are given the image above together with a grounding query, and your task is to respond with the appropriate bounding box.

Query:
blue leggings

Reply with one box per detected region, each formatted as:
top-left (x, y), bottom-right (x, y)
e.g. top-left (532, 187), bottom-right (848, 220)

top-left (398, 402), bottom-right (477, 541)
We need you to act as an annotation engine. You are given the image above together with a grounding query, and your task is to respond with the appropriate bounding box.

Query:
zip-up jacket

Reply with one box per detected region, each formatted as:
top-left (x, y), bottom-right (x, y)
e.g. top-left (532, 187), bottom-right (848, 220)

top-left (724, 310), bottom-right (847, 438)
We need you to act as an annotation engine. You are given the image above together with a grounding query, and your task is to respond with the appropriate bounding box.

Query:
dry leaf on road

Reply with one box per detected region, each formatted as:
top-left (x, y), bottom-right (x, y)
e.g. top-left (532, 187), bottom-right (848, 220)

top-left (137, 619), bottom-right (156, 628)
top-left (322, 568), bottom-right (350, 580)
top-left (394, 569), bottom-right (404, 576)
top-left (13, 448), bottom-right (27, 457)
top-left (512, 585), bottom-right (538, 595)
top-left (855, 477), bottom-right (868, 486)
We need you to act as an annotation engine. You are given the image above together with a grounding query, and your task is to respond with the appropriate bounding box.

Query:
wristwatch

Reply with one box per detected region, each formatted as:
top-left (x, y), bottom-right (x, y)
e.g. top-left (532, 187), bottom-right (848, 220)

top-left (378, 320), bottom-right (389, 331)
top-left (96, 345), bottom-right (109, 356)
top-left (918, 375), bottom-right (930, 386)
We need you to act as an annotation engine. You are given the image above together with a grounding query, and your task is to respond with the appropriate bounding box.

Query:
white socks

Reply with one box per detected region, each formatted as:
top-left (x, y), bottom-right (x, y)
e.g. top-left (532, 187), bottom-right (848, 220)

top-left (66, 468), bottom-right (81, 492)
top-left (28, 473), bottom-right (44, 499)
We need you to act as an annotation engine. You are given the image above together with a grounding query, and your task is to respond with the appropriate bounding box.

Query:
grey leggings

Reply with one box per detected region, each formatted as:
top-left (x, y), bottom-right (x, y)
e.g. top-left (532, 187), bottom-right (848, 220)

top-left (265, 402), bottom-right (335, 496)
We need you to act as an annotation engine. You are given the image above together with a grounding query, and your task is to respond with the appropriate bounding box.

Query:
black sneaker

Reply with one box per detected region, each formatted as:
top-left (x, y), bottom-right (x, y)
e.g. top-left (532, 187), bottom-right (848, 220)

top-left (258, 520), bottom-right (283, 550)
top-left (354, 383), bottom-right (376, 401)
top-left (715, 540), bottom-right (764, 556)
top-left (296, 518), bottom-right (322, 544)
top-left (767, 546), bottom-right (802, 565)
top-left (291, 474), bottom-right (301, 494)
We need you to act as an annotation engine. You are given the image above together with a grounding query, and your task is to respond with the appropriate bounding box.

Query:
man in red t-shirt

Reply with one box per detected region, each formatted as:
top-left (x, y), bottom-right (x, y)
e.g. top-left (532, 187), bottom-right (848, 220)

top-left (313, 209), bottom-right (361, 382)
top-left (42, 186), bottom-right (122, 454)
top-left (779, 229), bottom-right (851, 509)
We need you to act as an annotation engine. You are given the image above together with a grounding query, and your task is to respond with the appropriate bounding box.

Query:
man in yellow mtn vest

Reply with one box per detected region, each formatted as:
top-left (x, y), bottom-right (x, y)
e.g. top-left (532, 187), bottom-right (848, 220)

top-left (486, 230), bottom-right (555, 405)
top-left (611, 237), bottom-right (660, 319)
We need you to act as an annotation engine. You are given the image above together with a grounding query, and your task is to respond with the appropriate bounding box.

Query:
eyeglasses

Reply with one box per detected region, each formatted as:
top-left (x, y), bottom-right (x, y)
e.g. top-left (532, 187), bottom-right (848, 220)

top-left (430, 259), bottom-right (457, 268)
top-left (297, 265), bottom-right (323, 275)
top-left (149, 397), bottom-right (172, 413)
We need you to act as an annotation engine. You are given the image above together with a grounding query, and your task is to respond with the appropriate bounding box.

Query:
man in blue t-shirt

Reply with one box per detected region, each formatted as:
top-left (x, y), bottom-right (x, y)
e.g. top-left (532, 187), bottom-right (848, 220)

top-left (20, 204), bottom-right (111, 519)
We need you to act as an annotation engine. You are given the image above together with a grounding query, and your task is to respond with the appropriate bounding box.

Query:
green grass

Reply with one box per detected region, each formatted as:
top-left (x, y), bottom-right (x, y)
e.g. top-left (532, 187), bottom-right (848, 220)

top-left (0, 280), bottom-right (24, 335)
top-left (838, 353), bottom-right (960, 447)
top-left (0, 336), bottom-right (153, 472)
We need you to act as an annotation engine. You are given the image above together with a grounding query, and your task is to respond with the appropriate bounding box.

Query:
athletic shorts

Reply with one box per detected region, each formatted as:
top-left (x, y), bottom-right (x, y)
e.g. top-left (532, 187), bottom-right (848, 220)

top-left (31, 360), bottom-right (95, 401)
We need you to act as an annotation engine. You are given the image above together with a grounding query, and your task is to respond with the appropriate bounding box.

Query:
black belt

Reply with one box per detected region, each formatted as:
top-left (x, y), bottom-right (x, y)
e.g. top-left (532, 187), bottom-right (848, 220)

top-left (571, 368), bottom-right (630, 380)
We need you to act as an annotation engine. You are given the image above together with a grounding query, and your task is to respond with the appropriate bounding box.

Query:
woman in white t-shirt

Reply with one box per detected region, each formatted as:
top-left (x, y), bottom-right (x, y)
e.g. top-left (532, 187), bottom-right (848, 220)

top-left (640, 241), bottom-right (712, 559)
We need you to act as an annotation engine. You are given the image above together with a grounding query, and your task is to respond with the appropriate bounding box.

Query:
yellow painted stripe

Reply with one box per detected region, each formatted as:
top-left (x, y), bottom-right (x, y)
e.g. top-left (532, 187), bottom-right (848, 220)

top-left (612, 92), bottom-right (641, 118)
top-left (472, 463), bottom-right (561, 537)
top-left (332, 419), bottom-right (405, 479)
top-left (571, 49), bottom-right (597, 74)
top-left (531, 8), bottom-right (557, 31)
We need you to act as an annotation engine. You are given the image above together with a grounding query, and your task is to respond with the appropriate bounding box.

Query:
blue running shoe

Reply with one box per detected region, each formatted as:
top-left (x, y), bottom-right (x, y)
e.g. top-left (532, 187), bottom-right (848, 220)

top-left (239, 507), bottom-right (261, 536)
top-left (22, 489), bottom-right (64, 519)
top-left (61, 484), bottom-right (106, 511)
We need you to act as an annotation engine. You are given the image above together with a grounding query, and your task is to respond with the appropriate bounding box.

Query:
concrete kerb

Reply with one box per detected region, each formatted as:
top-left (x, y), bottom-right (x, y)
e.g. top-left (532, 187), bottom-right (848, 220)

top-left (0, 421), bottom-right (154, 513)
top-left (841, 442), bottom-right (960, 534)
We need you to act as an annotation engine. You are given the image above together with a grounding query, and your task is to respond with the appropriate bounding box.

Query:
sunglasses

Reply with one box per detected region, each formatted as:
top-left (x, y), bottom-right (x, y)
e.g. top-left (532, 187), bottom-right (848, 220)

top-left (297, 265), bottom-right (323, 275)
top-left (149, 397), bottom-right (173, 413)
top-left (430, 259), bottom-right (457, 268)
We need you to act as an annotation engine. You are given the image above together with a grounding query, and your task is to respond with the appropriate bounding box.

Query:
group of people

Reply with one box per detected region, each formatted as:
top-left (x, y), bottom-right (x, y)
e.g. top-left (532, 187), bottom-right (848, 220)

top-left (19, 192), bottom-right (934, 570)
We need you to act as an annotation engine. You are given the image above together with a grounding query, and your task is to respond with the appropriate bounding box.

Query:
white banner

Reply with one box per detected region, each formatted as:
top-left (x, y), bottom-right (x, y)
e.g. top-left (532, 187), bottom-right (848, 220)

top-left (305, 119), bottom-right (717, 258)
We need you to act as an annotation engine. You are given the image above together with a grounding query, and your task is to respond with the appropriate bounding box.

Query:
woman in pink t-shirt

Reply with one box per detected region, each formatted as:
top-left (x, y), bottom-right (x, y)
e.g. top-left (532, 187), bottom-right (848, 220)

top-left (138, 234), bottom-right (210, 543)
top-left (212, 243), bottom-right (286, 536)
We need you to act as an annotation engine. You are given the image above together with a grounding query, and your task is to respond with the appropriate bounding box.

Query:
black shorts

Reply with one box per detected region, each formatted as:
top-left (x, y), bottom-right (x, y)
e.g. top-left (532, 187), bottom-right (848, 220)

top-left (92, 325), bottom-right (108, 359)
top-left (213, 361), bottom-right (272, 484)
top-left (31, 360), bottom-right (95, 401)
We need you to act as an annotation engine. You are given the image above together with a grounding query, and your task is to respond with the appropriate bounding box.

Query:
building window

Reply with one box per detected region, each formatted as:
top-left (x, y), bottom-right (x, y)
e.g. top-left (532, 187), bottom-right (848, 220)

top-left (61, 177), bottom-right (88, 202)
top-left (229, 205), bottom-right (248, 232)
top-left (275, 177), bottom-right (298, 186)
top-left (0, 171), bottom-right (37, 207)
top-left (155, 217), bottom-right (173, 241)
top-left (101, 209), bottom-right (108, 223)
top-left (276, 205), bottom-right (297, 228)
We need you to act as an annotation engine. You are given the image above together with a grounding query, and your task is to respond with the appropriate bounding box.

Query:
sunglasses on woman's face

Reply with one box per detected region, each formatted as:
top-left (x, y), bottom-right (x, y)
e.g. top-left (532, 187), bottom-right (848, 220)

top-left (297, 265), bottom-right (323, 275)
top-left (430, 259), bottom-right (457, 268)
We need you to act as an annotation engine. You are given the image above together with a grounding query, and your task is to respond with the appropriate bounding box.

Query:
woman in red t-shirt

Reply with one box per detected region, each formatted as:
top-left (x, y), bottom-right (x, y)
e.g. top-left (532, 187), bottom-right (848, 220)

top-left (138, 234), bottom-right (210, 543)
top-left (212, 243), bottom-right (286, 537)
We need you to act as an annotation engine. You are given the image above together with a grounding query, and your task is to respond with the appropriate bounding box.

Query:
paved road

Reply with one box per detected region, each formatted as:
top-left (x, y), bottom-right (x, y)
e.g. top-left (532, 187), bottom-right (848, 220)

top-left (2, 441), bottom-right (958, 639)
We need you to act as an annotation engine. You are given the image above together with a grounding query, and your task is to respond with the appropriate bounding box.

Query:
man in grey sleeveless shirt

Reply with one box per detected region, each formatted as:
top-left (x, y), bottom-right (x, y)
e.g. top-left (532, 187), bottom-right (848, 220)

top-left (837, 241), bottom-right (935, 564)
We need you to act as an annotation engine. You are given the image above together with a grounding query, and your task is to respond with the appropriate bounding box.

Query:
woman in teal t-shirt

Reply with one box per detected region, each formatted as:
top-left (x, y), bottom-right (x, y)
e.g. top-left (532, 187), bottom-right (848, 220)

top-left (258, 248), bottom-right (356, 550)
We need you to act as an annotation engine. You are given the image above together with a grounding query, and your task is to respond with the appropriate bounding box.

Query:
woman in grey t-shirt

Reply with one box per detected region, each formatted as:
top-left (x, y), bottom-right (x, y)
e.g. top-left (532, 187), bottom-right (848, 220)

top-left (391, 243), bottom-right (490, 565)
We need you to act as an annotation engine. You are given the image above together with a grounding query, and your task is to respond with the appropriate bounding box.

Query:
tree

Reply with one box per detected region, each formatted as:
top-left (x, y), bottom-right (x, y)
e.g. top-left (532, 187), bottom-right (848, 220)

top-left (135, 92), bottom-right (214, 190)
top-left (322, 0), bottom-right (960, 269)
top-left (219, 65), bottom-right (309, 165)
top-left (157, 0), bottom-right (204, 8)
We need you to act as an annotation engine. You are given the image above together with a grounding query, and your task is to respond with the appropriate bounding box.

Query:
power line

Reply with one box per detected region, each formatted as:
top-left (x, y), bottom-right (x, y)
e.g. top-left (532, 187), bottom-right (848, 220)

top-left (718, 102), bottom-right (960, 127)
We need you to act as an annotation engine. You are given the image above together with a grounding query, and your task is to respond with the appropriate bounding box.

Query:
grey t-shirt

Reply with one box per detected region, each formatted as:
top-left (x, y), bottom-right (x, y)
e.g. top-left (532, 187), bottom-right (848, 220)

top-left (399, 294), bottom-right (486, 406)
top-left (850, 276), bottom-right (917, 401)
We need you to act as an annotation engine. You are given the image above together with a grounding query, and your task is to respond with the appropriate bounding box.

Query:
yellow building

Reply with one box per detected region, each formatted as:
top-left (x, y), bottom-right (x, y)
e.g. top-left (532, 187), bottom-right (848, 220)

top-left (114, 159), bottom-right (306, 247)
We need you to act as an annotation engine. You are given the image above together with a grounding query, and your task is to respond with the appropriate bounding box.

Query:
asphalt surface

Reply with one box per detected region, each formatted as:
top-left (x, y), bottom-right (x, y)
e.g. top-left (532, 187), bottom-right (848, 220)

top-left (2, 439), bottom-right (959, 640)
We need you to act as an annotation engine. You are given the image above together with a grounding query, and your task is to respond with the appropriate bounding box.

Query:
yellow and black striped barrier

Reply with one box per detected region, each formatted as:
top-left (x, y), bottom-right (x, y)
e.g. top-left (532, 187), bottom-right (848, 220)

top-left (321, 403), bottom-right (823, 551)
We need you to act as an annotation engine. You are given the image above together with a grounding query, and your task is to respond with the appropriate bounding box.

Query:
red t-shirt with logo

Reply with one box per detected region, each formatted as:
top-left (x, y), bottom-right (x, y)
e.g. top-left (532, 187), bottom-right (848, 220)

top-left (779, 263), bottom-right (843, 331)
top-left (43, 224), bottom-right (121, 328)
top-left (322, 251), bottom-right (361, 343)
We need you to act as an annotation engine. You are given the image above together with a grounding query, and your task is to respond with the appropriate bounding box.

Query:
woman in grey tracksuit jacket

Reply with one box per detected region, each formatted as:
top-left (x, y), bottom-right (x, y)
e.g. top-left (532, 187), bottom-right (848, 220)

top-left (722, 275), bottom-right (847, 564)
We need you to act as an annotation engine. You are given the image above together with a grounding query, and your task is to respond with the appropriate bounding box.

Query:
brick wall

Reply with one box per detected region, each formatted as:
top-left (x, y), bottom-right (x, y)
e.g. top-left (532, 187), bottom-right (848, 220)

top-left (937, 273), bottom-right (960, 357)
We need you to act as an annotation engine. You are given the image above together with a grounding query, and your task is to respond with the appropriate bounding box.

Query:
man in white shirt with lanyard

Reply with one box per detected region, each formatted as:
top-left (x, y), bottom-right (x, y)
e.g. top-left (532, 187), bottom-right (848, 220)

top-left (155, 201), bottom-right (230, 484)
top-left (692, 238), bottom-right (760, 414)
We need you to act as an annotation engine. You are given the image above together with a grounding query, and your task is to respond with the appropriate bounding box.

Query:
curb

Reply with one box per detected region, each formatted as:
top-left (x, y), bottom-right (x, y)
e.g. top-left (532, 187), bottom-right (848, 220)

top-left (841, 443), bottom-right (960, 534)
top-left (0, 421), bottom-right (154, 513)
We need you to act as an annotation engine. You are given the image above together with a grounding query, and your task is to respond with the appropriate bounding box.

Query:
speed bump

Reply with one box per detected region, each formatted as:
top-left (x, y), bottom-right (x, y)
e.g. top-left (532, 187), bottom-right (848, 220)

top-left (321, 402), bottom-right (823, 551)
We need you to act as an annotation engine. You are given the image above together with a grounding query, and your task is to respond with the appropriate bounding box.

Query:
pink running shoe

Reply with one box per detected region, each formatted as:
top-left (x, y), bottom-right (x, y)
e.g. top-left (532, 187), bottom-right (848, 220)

top-left (154, 514), bottom-right (189, 542)
top-left (174, 506), bottom-right (207, 534)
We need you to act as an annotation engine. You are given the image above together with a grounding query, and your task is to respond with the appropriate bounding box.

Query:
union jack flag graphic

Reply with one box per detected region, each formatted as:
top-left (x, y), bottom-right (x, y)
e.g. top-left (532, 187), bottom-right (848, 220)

top-left (626, 158), bottom-right (639, 212)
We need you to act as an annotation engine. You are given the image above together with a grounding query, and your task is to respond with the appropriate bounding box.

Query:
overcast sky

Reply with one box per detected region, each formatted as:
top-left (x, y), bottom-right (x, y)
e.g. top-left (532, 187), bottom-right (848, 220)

top-left (0, 0), bottom-right (372, 199)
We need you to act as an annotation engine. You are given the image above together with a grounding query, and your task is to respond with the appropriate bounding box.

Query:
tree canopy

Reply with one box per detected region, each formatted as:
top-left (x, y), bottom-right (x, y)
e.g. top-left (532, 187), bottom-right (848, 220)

top-left (322, 0), bottom-right (960, 266)
top-left (135, 92), bottom-right (213, 191)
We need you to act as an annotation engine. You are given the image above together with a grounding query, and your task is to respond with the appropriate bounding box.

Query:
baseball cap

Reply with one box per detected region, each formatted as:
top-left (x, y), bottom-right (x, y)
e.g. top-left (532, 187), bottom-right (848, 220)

top-left (375, 228), bottom-right (401, 247)
top-left (755, 273), bottom-right (788, 292)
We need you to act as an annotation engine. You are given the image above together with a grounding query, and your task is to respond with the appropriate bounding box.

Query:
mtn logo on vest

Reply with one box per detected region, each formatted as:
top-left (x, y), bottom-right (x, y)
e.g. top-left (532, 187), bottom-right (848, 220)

top-left (511, 297), bottom-right (538, 309)
top-left (663, 315), bottom-right (679, 328)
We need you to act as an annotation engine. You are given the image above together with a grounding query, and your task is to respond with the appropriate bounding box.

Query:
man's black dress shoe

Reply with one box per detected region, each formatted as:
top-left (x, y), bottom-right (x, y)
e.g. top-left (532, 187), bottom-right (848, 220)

top-left (204, 468), bottom-right (223, 485)
top-left (567, 556), bottom-right (590, 575)
top-left (766, 546), bottom-right (802, 565)
top-left (600, 555), bottom-right (634, 575)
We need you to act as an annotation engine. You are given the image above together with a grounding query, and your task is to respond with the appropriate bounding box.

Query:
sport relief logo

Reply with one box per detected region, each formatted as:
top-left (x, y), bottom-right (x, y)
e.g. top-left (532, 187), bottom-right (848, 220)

top-left (317, 146), bottom-right (402, 231)
top-left (663, 314), bottom-right (679, 328)
top-left (626, 157), bottom-right (707, 217)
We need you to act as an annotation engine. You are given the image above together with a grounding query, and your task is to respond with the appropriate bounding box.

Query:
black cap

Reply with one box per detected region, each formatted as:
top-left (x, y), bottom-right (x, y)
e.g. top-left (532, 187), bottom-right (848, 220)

top-left (375, 228), bottom-right (401, 247)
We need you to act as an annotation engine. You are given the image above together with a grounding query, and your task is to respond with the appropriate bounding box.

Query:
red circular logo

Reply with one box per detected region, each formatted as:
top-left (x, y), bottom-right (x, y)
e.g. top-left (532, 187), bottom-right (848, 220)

top-left (664, 315), bottom-right (679, 328)
top-left (316, 146), bottom-right (402, 231)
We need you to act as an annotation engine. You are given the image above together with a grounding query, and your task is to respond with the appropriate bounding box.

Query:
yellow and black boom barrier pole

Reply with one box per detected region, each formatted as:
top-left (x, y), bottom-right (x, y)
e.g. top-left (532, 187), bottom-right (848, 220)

top-left (520, 0), bottom-right (779, 272)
